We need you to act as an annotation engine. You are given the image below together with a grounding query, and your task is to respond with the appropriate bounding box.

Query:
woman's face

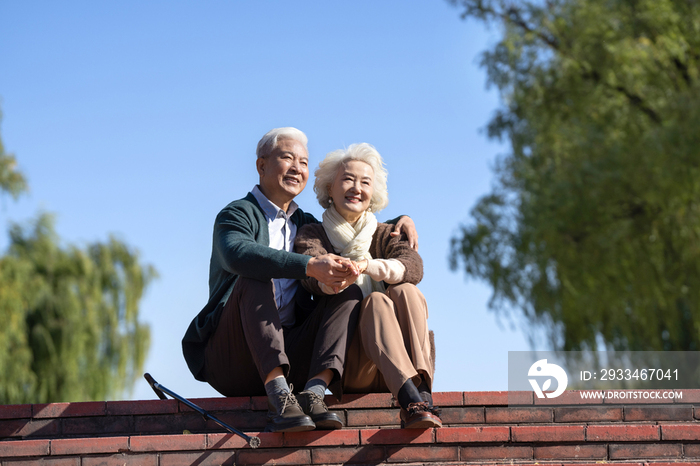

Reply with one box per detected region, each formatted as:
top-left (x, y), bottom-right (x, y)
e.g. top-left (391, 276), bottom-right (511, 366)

top-left (329, 160), bottom-right (374, 224)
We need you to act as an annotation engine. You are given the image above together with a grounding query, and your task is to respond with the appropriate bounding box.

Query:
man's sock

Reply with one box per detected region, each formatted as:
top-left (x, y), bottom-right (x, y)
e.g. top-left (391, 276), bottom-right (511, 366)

top-left (303, 377), bottom-right (328, 399)
top-left (265, 376), bottom-right (290, 400)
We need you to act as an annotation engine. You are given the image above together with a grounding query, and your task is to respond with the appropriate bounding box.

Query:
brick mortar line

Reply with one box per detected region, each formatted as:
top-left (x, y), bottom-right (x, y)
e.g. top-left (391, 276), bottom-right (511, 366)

top-left (0, 421), bottom-right (700, 443)
top-left (13, 437), bottom-right (695, 458)
top-left (1, 395), bottom-right (696, 410)
top-left (309, 444), bottom-right (385, 464)
top-left (2, 425), bottom-right (698, 442)
top-left (2, 444), bottom-right (700, 464)
top-left (2, 422), bottom-right (698, 443)
top-left (5, 404), bottom-right (700, 421)
top-left (584, 424), bottom-right (665, 442)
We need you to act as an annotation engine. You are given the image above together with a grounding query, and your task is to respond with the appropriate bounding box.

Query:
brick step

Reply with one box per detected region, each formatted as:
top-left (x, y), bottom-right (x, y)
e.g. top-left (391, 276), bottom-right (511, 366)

top-left (2, 390), bottom-right (699, 440)
top-left (2, 427), bottom-right (700, 465)
top-left (1, 390), bottom-right (700, 465)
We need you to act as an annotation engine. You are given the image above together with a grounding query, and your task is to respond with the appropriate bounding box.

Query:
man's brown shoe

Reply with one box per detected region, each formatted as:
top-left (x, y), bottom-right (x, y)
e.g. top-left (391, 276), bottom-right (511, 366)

top-left (265, 390), bottom-right (316, 433)
top-left (400, 401), bottom-right (442, 429)
top-left (297, 390), bottom-right (343, 430)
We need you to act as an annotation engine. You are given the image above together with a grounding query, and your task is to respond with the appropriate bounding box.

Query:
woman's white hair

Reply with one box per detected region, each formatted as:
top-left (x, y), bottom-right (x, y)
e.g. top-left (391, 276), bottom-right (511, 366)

top-left (314, 143), bottom-right (389, 213)
top-left (256, 127), bottom-right (308, 158)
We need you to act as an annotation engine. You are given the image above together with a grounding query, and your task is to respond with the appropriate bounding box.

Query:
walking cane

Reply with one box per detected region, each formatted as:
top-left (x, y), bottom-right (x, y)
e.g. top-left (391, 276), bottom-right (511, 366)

top-left (144, 373), bottom-right (261, 448)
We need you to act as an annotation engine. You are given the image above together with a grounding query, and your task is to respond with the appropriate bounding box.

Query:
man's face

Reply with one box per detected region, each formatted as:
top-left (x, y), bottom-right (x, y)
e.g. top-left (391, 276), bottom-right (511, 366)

top-left (256, 137), bottom-right (309, 208)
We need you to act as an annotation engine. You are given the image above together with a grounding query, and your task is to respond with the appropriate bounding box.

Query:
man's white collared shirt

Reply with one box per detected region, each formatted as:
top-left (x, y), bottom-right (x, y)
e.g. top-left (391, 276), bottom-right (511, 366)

top-left (251, 185), bottom-right (299, 327)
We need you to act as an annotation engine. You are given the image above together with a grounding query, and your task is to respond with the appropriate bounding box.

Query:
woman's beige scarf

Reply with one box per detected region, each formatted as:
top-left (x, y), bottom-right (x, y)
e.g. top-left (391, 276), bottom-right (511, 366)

top-left (322, 206), bottom-right (386, 297)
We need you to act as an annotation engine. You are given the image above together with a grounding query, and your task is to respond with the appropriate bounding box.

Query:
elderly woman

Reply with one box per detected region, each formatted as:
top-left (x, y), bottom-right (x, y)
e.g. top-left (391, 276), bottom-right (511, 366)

top-left (294, 143), bottom-right (441, 429)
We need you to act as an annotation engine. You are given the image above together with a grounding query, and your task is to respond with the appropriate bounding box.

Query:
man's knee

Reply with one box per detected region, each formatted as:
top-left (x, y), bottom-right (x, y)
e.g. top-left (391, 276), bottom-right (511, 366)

top-left (228, 277), bottom-right (284, 344)
top-left (339, 284), bottom-right (363, 302)
top-left (235, 276), bottom-right (274, 296)
top-left (325, 284), bottom-right (363, 311)
top-left (233, 277), bottom-right (276, 312)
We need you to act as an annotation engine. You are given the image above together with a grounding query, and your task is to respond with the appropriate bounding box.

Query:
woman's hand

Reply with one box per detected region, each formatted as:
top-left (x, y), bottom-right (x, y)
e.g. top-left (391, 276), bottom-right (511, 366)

top-left (356, 259), bottom-right (369, 274)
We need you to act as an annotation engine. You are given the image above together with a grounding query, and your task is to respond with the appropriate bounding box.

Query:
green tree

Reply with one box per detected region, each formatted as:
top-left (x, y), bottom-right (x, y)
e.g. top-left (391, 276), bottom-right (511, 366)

top-left (0, 109), bottom-right (27, 199)
top-left (449, 0), bottom-right (700, 351)
top-left (0, 111), bottom-right (156, 403)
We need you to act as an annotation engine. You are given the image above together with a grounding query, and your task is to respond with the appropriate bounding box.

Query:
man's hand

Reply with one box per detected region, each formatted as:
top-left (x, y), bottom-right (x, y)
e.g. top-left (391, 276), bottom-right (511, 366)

top-left (307, 254), bottom-right (359, 292)
top-left (390, 216), bottom-right (419, 250)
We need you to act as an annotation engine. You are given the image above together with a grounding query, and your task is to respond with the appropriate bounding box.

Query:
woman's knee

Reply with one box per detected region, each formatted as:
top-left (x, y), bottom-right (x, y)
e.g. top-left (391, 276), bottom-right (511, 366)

top-left (387, 283), bottom-right (428, 320)
top-left (360, 292), bottom-right (394, 322)
top-left (363, 291), bottom-right (393, 308)
top-left (387, 282), bottom-right (421, 301)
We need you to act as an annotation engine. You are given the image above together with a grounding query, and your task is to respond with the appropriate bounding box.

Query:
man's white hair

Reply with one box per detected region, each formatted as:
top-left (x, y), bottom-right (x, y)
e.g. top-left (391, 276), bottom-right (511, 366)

top-left (256, 127), bottom-right (308, 158)
top-left (313, 143), bottom-right (389, 213)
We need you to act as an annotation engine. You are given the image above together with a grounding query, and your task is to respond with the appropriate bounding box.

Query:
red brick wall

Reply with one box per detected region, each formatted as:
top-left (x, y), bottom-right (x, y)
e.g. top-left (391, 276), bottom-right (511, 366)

top-left (1, 390), bottom-right (699, 465)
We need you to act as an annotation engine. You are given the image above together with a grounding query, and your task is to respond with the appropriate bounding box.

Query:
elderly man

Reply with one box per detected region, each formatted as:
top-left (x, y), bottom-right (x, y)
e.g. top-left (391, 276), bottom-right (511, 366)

top-left (182, 127), bottom-right (416, 433)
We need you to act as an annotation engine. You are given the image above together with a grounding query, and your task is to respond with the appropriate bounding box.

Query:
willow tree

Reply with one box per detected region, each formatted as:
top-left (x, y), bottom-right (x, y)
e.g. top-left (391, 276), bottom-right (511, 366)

top-left (449, 0), bottom-right (700, 351)
top-left (0, 110), bottom-right (156, 403)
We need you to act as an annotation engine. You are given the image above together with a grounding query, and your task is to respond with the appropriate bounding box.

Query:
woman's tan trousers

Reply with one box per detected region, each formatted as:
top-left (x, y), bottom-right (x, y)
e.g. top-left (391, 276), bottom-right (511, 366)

top-left (343, 283), bottom-right (433, 396)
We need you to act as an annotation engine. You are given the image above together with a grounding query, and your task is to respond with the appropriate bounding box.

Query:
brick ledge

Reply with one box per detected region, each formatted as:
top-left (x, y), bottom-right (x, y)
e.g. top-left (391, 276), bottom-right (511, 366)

top-left (2, 391), bottom-right (699, 465)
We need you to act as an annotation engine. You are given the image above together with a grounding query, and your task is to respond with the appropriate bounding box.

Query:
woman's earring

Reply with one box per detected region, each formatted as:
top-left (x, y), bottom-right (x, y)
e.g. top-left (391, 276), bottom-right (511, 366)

top-left (329, 198), bottom-right (333, 205)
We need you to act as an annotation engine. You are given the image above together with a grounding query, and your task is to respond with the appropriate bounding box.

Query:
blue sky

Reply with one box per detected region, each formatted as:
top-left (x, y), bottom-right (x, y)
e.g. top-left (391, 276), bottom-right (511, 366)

top-left (0, 1), bottom-right (536, 401)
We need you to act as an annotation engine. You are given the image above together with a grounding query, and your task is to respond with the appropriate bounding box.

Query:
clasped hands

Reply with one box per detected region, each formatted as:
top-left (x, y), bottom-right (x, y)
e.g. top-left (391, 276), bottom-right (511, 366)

top-left (306, 254), bottom-right (368, 294)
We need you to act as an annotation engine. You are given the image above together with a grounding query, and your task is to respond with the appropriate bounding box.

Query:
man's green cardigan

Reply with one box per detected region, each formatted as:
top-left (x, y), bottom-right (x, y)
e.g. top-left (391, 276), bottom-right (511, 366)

top-left (182, 192), bottom-right (318, 381)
